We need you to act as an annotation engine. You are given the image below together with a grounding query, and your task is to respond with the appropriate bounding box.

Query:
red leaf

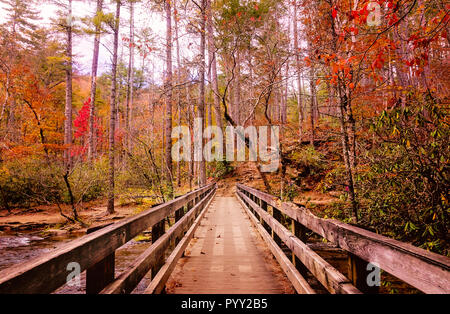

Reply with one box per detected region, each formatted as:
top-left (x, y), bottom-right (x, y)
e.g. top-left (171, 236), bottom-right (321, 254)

top-left (332, 8), bottom-right (337, 19)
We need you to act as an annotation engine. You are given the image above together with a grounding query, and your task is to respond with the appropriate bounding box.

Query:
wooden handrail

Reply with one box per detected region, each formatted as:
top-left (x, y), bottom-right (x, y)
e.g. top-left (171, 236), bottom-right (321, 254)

top-left (235, 192), bottom-right (316, 294)
top-left (236, 183), bottom-right (450, 294)
top-left (237, 189), bottom-right (361, 294)
top-left (102, 187), bottom-right (216, 294)
top-left (145, 188), bottom-right (216, 294)
top-left (0, 183), bottom-right (216, 294)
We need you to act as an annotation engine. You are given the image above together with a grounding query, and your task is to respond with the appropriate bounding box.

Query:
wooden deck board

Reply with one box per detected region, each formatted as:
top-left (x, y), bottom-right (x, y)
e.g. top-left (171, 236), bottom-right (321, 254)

top-left (166, 196), bottom-right (295, 294)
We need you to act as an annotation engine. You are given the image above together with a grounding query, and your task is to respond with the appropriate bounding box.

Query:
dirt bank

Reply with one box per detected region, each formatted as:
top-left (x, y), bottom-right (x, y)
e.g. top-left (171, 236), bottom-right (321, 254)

top-left (0, 199), bottom-right (143, 234)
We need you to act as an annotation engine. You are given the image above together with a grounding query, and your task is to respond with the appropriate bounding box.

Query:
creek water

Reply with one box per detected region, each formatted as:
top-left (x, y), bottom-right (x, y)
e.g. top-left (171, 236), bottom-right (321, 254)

top-left (0, 230), bottom-right (154, 294)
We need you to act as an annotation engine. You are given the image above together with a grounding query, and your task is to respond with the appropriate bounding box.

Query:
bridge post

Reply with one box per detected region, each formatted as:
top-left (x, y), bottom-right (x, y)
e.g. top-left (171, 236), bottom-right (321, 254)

top-left (86, 223), bottom-right (115, 294)
top-left (181, 199), bottom-right (195, 257)
top-left (347, 253), bottom-right (380, 294)
top-left (272, 206), bottom-right (282, 246)
top-left (260, 200), bottom-right (271, 233)
top-left (151, 219), bottom-right (166, 281)
top-left (291, 219), bottom-right (309, 277)
top-left (175, 206), bottom-right (184, 222)
top-left (195, 195), bottom-right (199, 206)
top-left (171, 206), bottom-right (185, 249)
top-left (251, 196), bottom-right (260, 221)
top-left (250, 194), bottom-right (257, 215)
top-left (187, 199), bottom-right (193, 212)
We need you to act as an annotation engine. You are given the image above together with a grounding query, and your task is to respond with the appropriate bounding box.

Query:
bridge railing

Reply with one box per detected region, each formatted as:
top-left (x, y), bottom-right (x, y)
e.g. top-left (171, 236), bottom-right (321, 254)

top-left (236, 183), bottom-right (450, 294)
top-left (0, 183), bottom-right (216, 294)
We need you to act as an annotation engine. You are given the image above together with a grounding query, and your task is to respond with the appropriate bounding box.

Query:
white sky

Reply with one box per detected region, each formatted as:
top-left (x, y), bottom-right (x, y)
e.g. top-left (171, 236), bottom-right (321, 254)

top-left (0, 1), bottom-right (170, 79)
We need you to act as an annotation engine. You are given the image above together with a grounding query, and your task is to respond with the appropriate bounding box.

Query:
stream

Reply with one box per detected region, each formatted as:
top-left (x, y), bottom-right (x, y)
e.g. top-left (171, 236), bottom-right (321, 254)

top-left (0, 230), bottom-right (154, 294)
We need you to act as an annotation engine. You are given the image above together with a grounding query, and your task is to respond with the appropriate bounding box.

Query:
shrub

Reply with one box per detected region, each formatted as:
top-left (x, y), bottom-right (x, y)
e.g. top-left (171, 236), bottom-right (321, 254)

top-left (318, 165), bottom-right (347, 192)
top-left (115, 152), bottom-right (171, 201)
top-left (0, 157), bottom-right (109, 209)
top-left (290, 145), bottom-right (326, 175)
top-left (0, 158), bottom-right (63, 208)
top-left (67, 159), bottom-right (108, 203)
top-left (282, 183), bottom-right (299, 202)
top-left (358, 98), bottom-right (449, 255)
top-left (208, 159), bottom-right (234, 179)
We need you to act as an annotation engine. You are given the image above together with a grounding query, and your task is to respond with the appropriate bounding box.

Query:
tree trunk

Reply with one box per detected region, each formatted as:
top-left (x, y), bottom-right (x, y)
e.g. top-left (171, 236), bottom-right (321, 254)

top-left (88, 0), bottom-right (103, 162)
top-left (283, 42), bottom-right (289, 124)
top-left (164, 0), bottom-right (174, 197)
top-left (107, 0), bottom-right (121, 215)
top-left (125, 0), bottom-right (135, 153)
top-left (0, 68), bottom-right (10, 124)
top-left (64, 0), bottom-right (73, 169)
top-left (198, 0), bottom-right (207, 186)
top-left (116, 45), bottom-right (123, 137)
top-left (174, 0), bottom-right (182, 187)
top-left (330, 10), bottom-right (358, 222)
top-left (345, 98), bottom-right (357, 172)
top-left (338, 84), bottom-right (358, 222)
top-left (309, 65), bottom-right (316, 146)
top-left (247, 54), bottom-right (255, 123)
top-left (116, 47), bottom-right (123, 163)
top-left (234, 49), bottom-right (241, 125)
top-left (207, 0), bottom-right (222, 130)
top-left (293, 0), bottom-right (303, 141)
top-left (186, 82), bottom-right (194, 191)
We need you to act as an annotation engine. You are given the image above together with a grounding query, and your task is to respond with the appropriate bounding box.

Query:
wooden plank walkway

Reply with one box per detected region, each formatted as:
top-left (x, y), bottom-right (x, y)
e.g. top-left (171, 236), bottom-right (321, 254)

top-left (165, 196), bottom-right (295, 294)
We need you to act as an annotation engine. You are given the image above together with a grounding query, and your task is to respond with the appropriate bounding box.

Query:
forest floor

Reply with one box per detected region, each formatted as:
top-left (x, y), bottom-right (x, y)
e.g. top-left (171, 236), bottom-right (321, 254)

top-left (0, 200), bottom-right (142, 235)
top-left (0, 128), bottom-right (341, 234)
top-left (217, 159), bottom-right (341, 216)
top-left (0, 171), bottom-right (337, 236)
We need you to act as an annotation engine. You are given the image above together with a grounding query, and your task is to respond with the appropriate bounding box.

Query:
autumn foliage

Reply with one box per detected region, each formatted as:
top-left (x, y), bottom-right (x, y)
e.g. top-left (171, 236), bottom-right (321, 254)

top-left (0, 0), bottom-right (448, 255)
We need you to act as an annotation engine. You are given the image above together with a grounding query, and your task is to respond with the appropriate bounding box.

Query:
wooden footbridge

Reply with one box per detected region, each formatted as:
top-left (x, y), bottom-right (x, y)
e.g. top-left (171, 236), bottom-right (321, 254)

top-left (0, 183), bottom-right (449, 294)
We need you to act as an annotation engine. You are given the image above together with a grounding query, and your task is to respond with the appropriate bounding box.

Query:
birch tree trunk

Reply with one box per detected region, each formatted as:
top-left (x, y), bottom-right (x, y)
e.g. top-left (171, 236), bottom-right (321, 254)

top-left (309, 62), bottom-right (316, 146)
top-left (88, 0), bottom-right (103, 163)
top-left (283, 8), bottom-right (289, 126)
top-left (338, 83), bottom-right (358, 221)
top-left (206, 0), bottom-right (222, 130)
top-left (164, 0), bottom-right (174, 197)
top-left (116, 45), bottom-right (123, 136)
top-left (293, 0), bottom-right (303, 142)
top-left (125, 0), bottom-right (135, 153)
top-left (198, 0), bottom-right (207, 186)
top-left (234, 49), bottom-right (241, 125)
top-left (330, 9), bottom-right (358, 222)
top-left (64, 0), bottom-right (73, 169)
top-left (174, 0), bottom-right (182, 187)
top-left (186, 82), bottom-right (194, 191)
top-left (107, 0), bottom-right (121, 215)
